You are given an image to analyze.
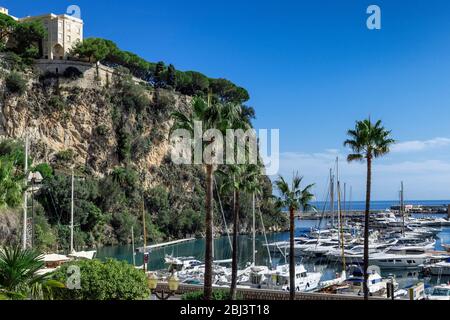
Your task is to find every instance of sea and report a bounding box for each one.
[97,200,450,290]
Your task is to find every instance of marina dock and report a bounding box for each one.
[137,238,196,253]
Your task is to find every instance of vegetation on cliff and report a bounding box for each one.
[0,17,286,251]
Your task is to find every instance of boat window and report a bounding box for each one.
[395,260,402,262]
[407,260,413,264]
[432,288,450,296]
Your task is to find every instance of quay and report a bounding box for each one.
[137,238,195,253]
[153,282,387,300]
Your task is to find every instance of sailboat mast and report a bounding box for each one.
[70,169,74,253]
[336,157,346,271]
[131,226,136,266]
[22,135,28,249]
[401,181,405,236]
[252,192,256,266]
[330,169,334,227]
[142,200,147,272]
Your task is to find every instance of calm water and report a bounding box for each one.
[97,213,450,289]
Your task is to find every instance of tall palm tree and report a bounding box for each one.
[344,118,394,300]
[0,246,64,300]
[217,164,261,300]
[243,165,263,267]
[274,174,314,300]
[171,95,227,300]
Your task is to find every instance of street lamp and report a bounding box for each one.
[27,171,43,247]
[148,272,180,300]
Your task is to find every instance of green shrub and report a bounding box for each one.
[5,72,26,95]
[48,95,66,111]
[182,289,242,300]
[55,149,74,163]
[33,163,53,180]
[52,259,150,300]
[96,124,109,136]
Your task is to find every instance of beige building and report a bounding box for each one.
[1,6,83,60]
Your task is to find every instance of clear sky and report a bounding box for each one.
[3,0,450,201]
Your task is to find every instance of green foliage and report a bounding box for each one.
[54,149,74,163]
[0,158,22,208]
[0,246,64,300]
[120,81,149,113]
[52,259,150,300]
[36,173,106,249]
[33,163,53,180]
[71,37,248,103]
[0,52,27,71]
[167,64,176,89]
[344,118,395,162]
[182,289,242,300]
[0,13,17,48]
[117,128,132,163]
[0,139,29,169]
[71,38,114,62]
[33,209,57,251]
[153,61,165,88]
[48,95,66,111]
[12,20,46,59]
[95,124,109,136]
[5,71,26,95]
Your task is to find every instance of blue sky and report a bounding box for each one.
[3,0,450,200]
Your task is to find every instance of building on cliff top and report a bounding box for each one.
[1,6,83,60]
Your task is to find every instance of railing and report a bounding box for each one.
[154,282,387,300]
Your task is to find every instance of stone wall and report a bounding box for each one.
[34,59,145,88]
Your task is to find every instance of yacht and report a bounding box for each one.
[262,264,322,292]
[426,284,450,300]
[237,265,271,289]
[426,258,450,276]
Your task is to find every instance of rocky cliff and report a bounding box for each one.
[0,69,194,189]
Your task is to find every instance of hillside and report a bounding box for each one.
[0,56,286,250]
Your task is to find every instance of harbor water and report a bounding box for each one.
[97,213,450,290]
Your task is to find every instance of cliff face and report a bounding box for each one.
[0,72,191,189]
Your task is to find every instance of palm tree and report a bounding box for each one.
[274,174,315,300]
[171,95,226,300]
[217,164,261,299]
[344,118,394,300]
[0,246,64,300]
[243,165,263,267]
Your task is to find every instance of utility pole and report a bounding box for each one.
[22,135,28,249]
[70,168,75,253]
[142,200,147,272]
[131,226,136,266]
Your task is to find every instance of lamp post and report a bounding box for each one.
[27,171,43,248]
[148,272,180,300]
